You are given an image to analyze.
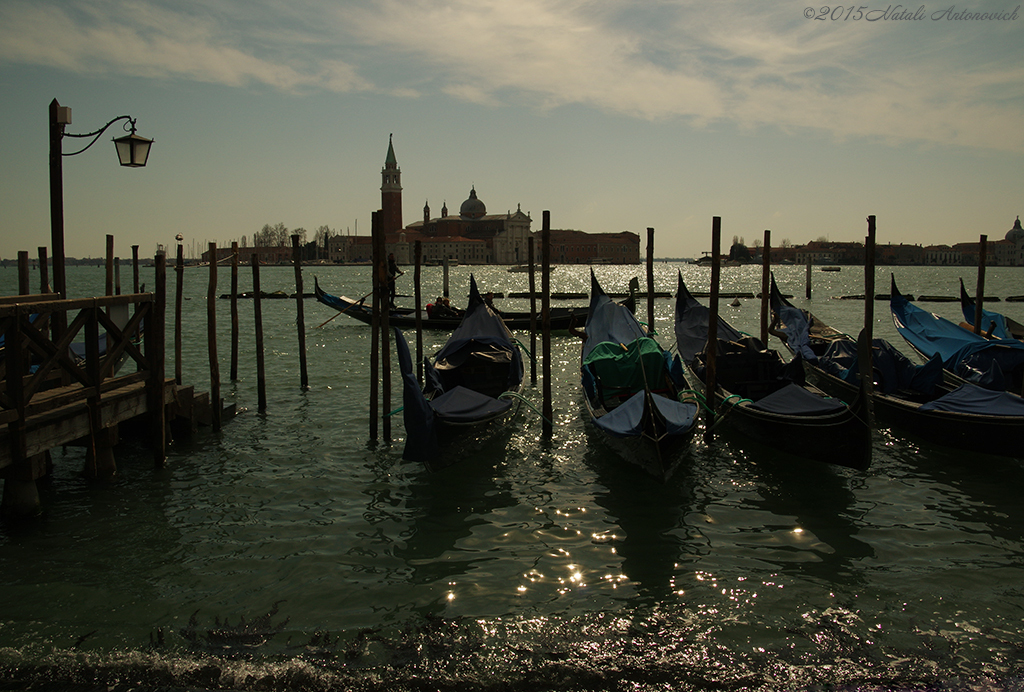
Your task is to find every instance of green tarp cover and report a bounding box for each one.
[583,337,666,395]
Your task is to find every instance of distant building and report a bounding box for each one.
[876,243,924,265]
[327,137,642,265]
[924,244,961,265]
[549,229,640,264]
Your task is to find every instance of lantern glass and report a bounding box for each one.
[113,133,153,168]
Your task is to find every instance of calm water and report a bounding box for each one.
[2,261,1024,691]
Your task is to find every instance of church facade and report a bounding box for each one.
[328,137,641,265]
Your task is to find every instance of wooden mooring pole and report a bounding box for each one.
[175,243,184,385]
[528,237,537,385]
[377,224,391,443]
[38,247,49,294]
[251,253,268,412]
[292,234,309,391]
[646,228,655,331]
[208,242,221,432]
[106,234,115,296]
[230,241,239,382]
[414,240,423,383]
[132,245,140,293]
[860,216,877,431]
[17,252,29,295]
[542,212,553,439]
[760,230,771,345]
[369,211,381,442]
[149,251,167,467]
[704,217,722,443]
[805,255,812,299]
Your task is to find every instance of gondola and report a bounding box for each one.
[394,275,525,469]
[579,272,698,480]
[314,277,587,331]
[959,278,1024,341]
[772,276,1024,459]
[675,273,870,471]
[890,275,1024,393]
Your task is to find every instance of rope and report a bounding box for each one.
[498,390,552,426]
[513,338,535,362]
[678,389,716,416]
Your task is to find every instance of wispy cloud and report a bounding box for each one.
[2,0,1022,151]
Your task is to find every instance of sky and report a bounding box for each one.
[1,0,1022,262]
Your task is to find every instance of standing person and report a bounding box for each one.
[387,253,404,309]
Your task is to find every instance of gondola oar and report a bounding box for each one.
[313,288,373,329]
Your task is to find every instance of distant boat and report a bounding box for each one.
[507,264,556,273]
[313,277,588,331]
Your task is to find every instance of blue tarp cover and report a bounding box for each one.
[919,384,1024,416]
[747,383,846,416]
[819,338,944,395]
[591,390,696,438]
[891,280,1024,390]
[582,276,649,361]
[431,386,514,422]
[674,276,744,363]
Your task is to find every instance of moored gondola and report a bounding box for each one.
[891,275,1024,393]
[579,271,698,479]
[772,276,1024,459]
[675,272,870,471]
[395,275,525,469]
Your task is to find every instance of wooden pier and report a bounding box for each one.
[1,254,228,517]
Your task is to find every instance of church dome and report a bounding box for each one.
[1007,216,1024,244]
[459,187,487,220]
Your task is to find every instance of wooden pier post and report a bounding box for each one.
[443,256,450,298]
[175,243,184,385]
[251,253,268,412]
[292,234,309,390]
[805,255,812,300]
[528,238,537,385]
[705,217,722,443]
[646,228,655,331]
[207,242,221,432]
[230,241,239,382]
[760,230,771,345]
[414,240,423,383]
[974,234,988,336]
[1,301,46,514]
[38,247,49,294]
[84,299,117,480]
[542,211,553,439]
[149,251,167,467]
[377,225,391,443]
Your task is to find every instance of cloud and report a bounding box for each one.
[2,0,1022,152]
[0,0,371,92]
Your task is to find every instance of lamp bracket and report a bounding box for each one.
[62,115,136,157]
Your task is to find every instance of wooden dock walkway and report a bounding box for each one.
[1,255,228,517]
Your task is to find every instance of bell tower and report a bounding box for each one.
[381,134,403,235]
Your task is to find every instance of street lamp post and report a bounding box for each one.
[48,97,153,307]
